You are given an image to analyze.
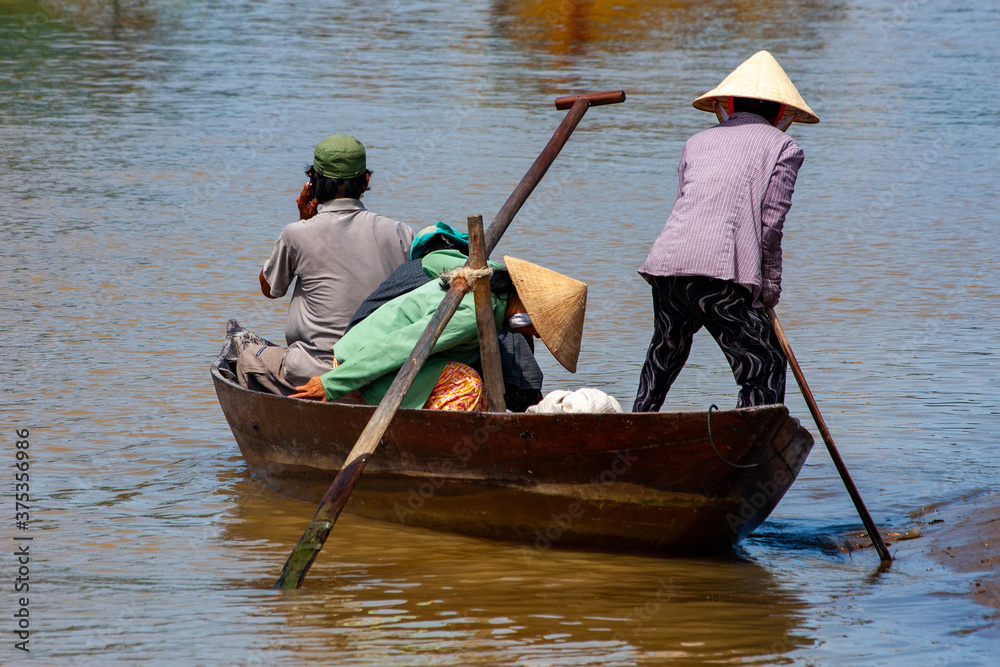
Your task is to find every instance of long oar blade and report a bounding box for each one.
[274,284,469,589]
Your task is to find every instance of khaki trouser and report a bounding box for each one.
[237,346,486,410]
[236,345,299,396]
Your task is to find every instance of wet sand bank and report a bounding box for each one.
[918,491,1000,613]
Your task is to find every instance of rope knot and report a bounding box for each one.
[440,265,493,289]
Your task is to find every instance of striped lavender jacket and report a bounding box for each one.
[638,112,804,307]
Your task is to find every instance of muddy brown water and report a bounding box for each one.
[2,0,999,663]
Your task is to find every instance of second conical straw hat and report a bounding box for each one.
[504,255,587,373]
[692,50,819,124]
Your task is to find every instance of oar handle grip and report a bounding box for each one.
[554,90,626,110]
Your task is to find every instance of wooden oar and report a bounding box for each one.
[273,90,627,589]
[273,278,472,589]
[485,90,625,254]
[766,308,893,563]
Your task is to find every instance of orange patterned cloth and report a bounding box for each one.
[330,358,487,411]
[423,361,488,411]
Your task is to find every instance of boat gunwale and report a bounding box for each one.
[210,361,790,427]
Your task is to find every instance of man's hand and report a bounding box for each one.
[296,181,319,220]
[291,376,326,401]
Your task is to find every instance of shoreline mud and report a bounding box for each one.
[917,490,1000,614]
[835,490,999,615]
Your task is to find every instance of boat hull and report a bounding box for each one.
[213,360,813,553]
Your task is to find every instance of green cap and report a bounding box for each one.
[313,134,367,179]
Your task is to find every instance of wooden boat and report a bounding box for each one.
[212,329,814,553]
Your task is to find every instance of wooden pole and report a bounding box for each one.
[274,281,470,589]
[467,215,506,412]
[767,308,893,563]
[274,90,627,588]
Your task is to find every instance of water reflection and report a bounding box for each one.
[0,0,181,31]
[221,473,811,663]
[489,0,846,57]
[3,0,1000,661]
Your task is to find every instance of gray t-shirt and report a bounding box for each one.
[262,198,415,385]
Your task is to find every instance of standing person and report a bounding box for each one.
[633,51,818,412]
[238,134,416,395]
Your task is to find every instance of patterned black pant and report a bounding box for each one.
[633,276,786,412]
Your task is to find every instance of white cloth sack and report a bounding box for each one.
[525,388,623,414]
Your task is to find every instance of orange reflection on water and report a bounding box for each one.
[491,0,842,57]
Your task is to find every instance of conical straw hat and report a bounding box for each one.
[504,255,587,373]
[692,51,819,124]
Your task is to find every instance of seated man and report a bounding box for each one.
[291,249,587,411]
[237,134,416,395]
